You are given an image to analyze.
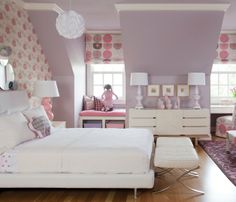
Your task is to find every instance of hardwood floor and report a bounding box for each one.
[0,145,235,202]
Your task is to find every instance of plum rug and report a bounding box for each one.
[199,140,236,186]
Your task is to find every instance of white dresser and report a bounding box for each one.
[129,108,210,140]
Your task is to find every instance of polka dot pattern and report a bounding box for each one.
[0,0,52,97]
[85,33,123,64]
[216,33,236,62]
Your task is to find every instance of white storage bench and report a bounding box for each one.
[154,137,204,194]
[79,109,126,128]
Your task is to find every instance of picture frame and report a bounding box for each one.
[177,85,189,97]
[147,85,160,96]
[162,85,175,96]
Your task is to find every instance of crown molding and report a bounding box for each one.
[115,3,230,12]
[14,0,63,14]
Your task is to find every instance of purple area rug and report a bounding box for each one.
[199,140,236,186]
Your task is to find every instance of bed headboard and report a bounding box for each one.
[0,90,30,112]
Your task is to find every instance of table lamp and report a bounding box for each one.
[130,72,148,109]
[188,72,205,109]
[33,80,59,120]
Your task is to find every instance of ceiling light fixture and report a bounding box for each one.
[55,0,85,39]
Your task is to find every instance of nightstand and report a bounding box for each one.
[51,121,66,128]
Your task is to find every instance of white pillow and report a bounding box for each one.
[0,112,35,154]
[23,106,51,125]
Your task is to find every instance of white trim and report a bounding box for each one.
[86,30,121,34]
[14,0,63,14]
[221,30,236,34]
[115,3,230,12]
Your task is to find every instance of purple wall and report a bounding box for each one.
[120,10,224,109]
[28,11,85,127]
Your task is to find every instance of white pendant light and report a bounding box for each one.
[56,10,85,39]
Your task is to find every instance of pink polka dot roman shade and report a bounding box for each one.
[216,33,236,63]
[85,33,124,64]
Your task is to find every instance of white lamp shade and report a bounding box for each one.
[188,72,206,86]
[33,80,59,98]
[130,72,148,86]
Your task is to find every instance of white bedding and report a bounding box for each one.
[1,128,153,174]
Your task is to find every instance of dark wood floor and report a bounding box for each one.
[0,143,236,202]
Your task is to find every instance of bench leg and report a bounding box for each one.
[153,166,204,194]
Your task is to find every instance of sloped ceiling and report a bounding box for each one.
[120,10,225,75]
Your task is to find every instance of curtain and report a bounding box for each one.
[85,33,124,64]
[216,33,236,63]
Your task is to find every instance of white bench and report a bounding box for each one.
[154,137,204,194]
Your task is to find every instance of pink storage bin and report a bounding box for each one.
[106,122,125,128]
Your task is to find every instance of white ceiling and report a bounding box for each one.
[23,0,236,31]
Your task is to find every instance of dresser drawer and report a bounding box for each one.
[182,118,209,126]
[183,109,209,118]
[129,118,156,127]
[129,109,156,118]
[182,126,209,135]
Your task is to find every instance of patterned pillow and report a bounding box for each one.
[83,96,95,110]
[28,116,51,138]
[94,97,104,111]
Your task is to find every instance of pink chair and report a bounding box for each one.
[215,104,236,138]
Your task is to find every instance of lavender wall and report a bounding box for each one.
[120,10,224,110]
[28,11,85,127]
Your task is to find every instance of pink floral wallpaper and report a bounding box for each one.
[0,0,52,97]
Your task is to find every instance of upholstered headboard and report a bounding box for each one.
[0,90,30,112]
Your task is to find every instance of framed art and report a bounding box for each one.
[162,85,175,96]
[177,85,189,97]
[148,85,160,96]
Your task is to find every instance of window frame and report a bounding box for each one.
[86,64,126,104]
[211,63,236,106]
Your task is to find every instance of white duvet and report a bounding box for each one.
[1,128,153,174]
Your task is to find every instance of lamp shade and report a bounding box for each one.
[130,72,148,86]
[188,72,206,86]
[33,80,59,98]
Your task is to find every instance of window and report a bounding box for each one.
[211,63,236,105]
[87,64,125,103]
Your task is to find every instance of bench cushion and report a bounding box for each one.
[156,137,193,147]
[154,147,199,168]
[79,109,126,117]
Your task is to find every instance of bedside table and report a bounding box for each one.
[51,121,66,128]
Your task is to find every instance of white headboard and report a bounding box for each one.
[0,90,30,112]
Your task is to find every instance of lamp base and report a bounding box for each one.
[41,97,54,121]
[135,105,144,110]
[192,85,201,110]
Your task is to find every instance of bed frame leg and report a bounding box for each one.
[134,188,137,199]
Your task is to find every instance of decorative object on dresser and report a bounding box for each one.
[33,80,60,121]
[130,72,148,109]
[188,72,206,109]
[129,108,210,144]
[147,85,160,96]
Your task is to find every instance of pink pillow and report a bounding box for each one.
[94,97,104,111]
[28,116,51,138]
[83,96,95,110]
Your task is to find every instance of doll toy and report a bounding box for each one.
[101,84,118,111]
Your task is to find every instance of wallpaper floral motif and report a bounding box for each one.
[0,0,52,97]
[216,33,236,62]
[85,33,123,64]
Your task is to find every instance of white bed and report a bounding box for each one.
[0,91,154,197]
